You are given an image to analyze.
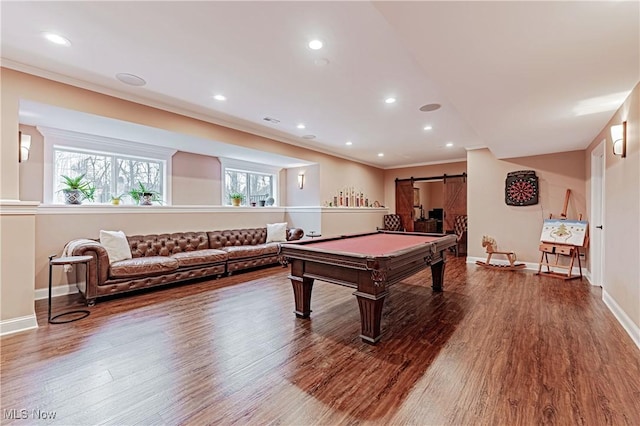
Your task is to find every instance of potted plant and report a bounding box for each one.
[229,192,244,206]
[60,174,95,205]
[110,194,125,205]
[128,182,162,205]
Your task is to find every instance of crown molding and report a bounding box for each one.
[383,156,468,170]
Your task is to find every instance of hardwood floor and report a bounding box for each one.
[1,258,639,425]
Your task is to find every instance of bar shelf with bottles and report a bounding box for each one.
[326,186,378,208]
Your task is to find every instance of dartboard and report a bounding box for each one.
[505,171,538,206]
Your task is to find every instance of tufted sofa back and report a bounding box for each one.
[128,232,209,258]
[208,228,267,249]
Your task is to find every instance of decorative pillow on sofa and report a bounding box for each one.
[100,230,132,263]
[266,222,288,243]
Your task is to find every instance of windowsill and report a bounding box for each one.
[34,205,389,214]
[36,204,286,214]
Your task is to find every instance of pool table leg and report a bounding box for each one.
[354,290,388,344]
[431,260,445,291]
[290,276,314,318]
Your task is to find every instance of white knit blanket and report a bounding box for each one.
[61,239,95,271]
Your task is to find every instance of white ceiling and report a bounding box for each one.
[2,1,638,169]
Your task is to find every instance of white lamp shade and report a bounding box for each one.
[20,133,31,162]
[610,122,626,157]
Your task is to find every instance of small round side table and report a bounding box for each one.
[48,255,91,324]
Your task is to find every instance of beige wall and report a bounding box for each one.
[384,161,467,212]
[1,68,20,200]
[0,208,38,326]
[467,148,586,263]
[285,207,389,240]
[19,125,44,202]
[172,152,221,205]
[320,160,385,208]
[286,164,321,206]
[585,83,639,332]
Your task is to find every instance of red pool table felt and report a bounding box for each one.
[302,233,441,256]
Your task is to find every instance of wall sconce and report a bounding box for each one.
[297,173,305,189]
[611,121,626,158]
[19,131,31,163]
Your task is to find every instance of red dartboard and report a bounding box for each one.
[505,170,538,206]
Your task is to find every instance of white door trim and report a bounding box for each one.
[589,140,605,287]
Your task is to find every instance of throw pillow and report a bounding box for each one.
[100,230,132,263]
[266,222,288,243]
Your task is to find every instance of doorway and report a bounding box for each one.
[395,173,467,241]
[590,141,605,287]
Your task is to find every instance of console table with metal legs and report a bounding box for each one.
[48,255,92,324]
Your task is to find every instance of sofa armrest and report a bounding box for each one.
[66,239,110,297]
[287,228,304,241]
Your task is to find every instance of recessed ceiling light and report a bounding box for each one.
[302,135,316,140]
[213,94,226,101]
[423,125,433,131]
[297,123,306,129]
[385,97,396,104]
[378,153,384,157]
[419,103,441,112]
[42,32,71,46]
[308,39,323,50]
[345,141,353,146]
[115,73,146,86]
[446,142,454,147]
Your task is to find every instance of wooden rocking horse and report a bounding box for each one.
[475,236,526,270]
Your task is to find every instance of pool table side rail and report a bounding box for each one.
[278,233,457,288]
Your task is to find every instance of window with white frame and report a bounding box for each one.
[53,147,164,204]
[220,158,280,206]
[40,127,175,205]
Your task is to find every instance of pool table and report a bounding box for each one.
[278,230,457,344]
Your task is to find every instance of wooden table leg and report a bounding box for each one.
[290,276,314,318]
[354,290,388,344]
[431,260,445,291]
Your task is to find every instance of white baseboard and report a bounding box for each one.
[603,290,640,350]
[467,256,589,278]
[1,286,78,337]
[34,284,78,301]
[0,314,38,336]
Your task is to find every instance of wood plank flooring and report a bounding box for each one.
[1,258,639,425]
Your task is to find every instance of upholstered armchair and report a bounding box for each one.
[379,214,405,232]
[452,214,468,256]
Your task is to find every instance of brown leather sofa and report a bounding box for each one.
[66,227,304,305]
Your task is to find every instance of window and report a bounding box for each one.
[220,158,280,206]
[53,147,163,204]
[40,127,176,205]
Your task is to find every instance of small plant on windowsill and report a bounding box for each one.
[60,174,95,205]
[110,194,126,205]
[128,182,162,206]
[229,192,244,207]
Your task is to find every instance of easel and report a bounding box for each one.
[536,189,585,280]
